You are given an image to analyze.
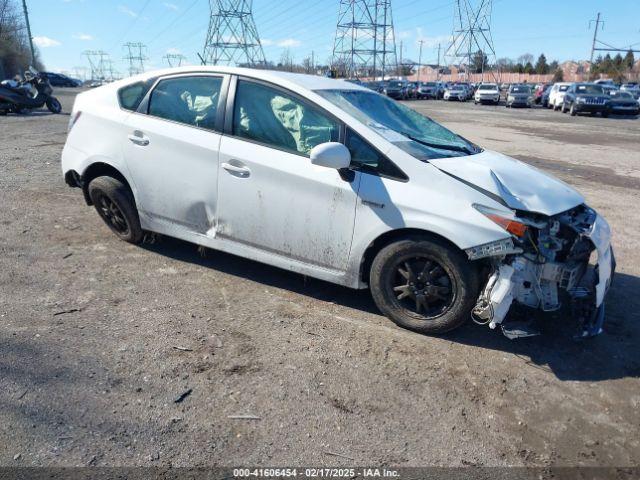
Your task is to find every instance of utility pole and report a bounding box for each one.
[311,50,315,73]
[417,40,424,82]
[437,43,441,80]
[21,0,35,65]
[399,40,403,77]
[589,12,603,67]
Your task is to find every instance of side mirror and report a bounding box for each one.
[310,142,351,170]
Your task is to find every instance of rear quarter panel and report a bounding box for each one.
[61,86,134,188]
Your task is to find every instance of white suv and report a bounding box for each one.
[548,82,572,110]
[62,67,614,339]
[474,83,500,105]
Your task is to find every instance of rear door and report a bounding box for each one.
[215,77,360,271]
[123,73,228,236]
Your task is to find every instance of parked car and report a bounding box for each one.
[364,81,385,93]
[61,66,614,339]
[406,82,419,99]
[458,82,473,100]
[383,80,408,100]
[506,84,533,108]
[416,81,439,99]
[534,83,552,104]
[474,83,500,105]
[42,72,81,87]
[541,86,552,108]
[607,90,639,116]
[620,83,640,99]
[561,83,610,117]
[444,84,467,101]
[548,82,572,110]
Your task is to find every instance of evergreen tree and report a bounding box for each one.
[535,54,549,74]
[624,50,635,70]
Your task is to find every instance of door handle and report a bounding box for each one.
[222,162,251,177]
[128,132,149,146]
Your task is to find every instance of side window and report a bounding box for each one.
[118,81,151,111]
[148,76,223,131]
[233,80,339,156]
[345,129,407,181]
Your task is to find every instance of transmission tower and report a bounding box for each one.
[123,42,148,77]
[164,53,188,67]
[83,50,110,81]
[202,0,266,67]
[445,0,498,81]
[332,0,398,79]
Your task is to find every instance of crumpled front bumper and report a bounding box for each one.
[469,213,615,339]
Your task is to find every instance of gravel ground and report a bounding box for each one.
[1,89,639,469]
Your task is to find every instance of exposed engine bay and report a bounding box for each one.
[467,204,615,339]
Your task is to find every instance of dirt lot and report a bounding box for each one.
[1,89,639,469]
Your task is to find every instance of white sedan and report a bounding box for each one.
[62,67,614,339]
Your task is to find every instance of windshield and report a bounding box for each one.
[478,84,497,90]
[510,86,530,93]
[612,91,633,99]
[575,84,604,95]
[559,85,569,92]
[388,82,404,88]
[316,89,480,160]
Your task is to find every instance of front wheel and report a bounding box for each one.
[570,103,577,116]
[369,238,479,334]
[46,97,62,114]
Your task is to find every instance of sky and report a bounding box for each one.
[26,0,640,77]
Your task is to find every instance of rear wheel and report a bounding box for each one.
[88,176,143,244]
[369,238,479,334]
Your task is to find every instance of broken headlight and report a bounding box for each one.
[473,204,529,238]
[466,238,523,260]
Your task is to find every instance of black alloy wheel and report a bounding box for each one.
[390,256,454,318]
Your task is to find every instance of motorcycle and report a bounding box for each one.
[0,67,62,115]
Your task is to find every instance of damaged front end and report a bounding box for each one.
[467,204,615,340]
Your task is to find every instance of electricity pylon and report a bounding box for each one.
[164,53,187,67]
[445,0,498,81]
[123,42,148,77]
[332,0,398,79]
[83,50,110,81]
[202,0,266,67]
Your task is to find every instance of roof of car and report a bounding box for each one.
[118,66,367,92]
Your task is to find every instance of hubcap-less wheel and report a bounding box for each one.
[96,194,130,235]
[389,256,454,319]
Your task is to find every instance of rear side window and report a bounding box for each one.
[148,76,223,131]
[118,82,151,111]
[346,129,407,181]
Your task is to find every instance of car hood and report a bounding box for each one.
[429,150,584,216]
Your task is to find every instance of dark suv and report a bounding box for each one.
[561,83,611,117]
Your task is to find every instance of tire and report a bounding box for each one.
[601,110,609,118]
[46,97,62,114]
[570,103,577,116]
[88,176,143,244]
[561,102,567,113]
[369,237,479,335]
